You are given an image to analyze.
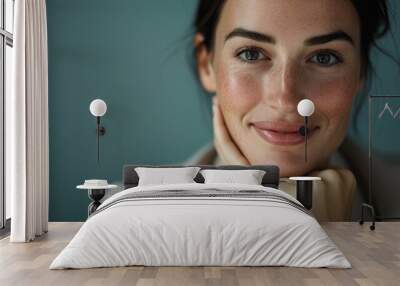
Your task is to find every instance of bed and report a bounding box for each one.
[49,165,350,269]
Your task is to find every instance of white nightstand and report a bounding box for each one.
[289,177,322,210]
[77,180,118,216]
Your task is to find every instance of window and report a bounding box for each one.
[0,0,14,231]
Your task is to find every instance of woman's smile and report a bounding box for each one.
[250,121,320,146]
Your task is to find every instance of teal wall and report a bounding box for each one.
[47,0,400,221]
[348,0,400,145]
[346,0,400,218]
[47,0,212,221]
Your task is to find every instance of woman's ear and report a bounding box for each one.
[357,66,367,93]
[194,33,217,93]
[357,75,365,93]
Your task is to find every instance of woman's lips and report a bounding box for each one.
[251,121,320,146]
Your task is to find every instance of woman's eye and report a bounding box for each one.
[309,52,342,67]
[236,48,266,63]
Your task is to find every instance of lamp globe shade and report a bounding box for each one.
[90,99,107,117]
[297,99,315,117]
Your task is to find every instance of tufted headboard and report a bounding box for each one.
[123,164,280,189]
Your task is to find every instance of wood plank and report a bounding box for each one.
[0,222,399,286]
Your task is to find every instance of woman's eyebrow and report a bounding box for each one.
[305,30,354,46]
[224,28,275,44]
[224,28,354,46]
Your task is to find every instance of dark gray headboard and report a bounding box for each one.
[123,165,280,189]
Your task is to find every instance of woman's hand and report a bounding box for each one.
[212,97,250,165]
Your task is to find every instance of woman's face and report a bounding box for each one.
[198,0,364,177]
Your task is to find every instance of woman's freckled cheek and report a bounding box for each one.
[310,78,356,122]
[217,68,262,115]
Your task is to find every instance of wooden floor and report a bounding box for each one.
[0,222,399,286]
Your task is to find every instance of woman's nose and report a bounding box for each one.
[263,61,304,114]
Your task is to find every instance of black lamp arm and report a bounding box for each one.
[305,116,308,163]
[95,116,106,163]
[96,116,106,136]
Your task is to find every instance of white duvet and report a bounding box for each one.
[50,183,351,269]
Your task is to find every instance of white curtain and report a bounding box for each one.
[7,0,49,242]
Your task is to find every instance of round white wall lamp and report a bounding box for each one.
[89,99,107,162]
[297,99,315,163]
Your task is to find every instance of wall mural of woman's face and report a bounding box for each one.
[197,0,364,177]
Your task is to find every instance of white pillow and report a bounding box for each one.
[200,169,266,185]
[135,167,201,186]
